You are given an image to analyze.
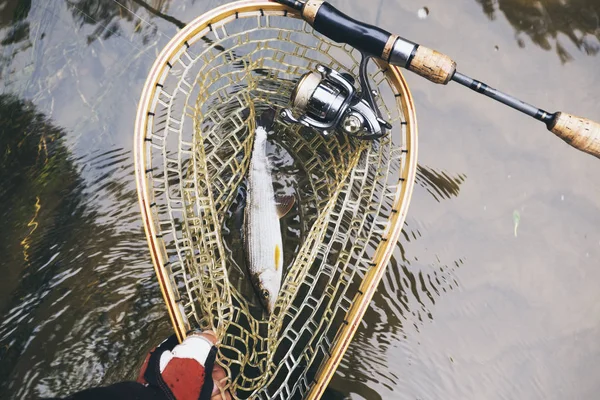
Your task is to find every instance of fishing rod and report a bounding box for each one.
[276,0,600,159]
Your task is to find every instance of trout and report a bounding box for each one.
[244,109,294,314]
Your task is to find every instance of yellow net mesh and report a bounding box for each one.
[136,3,416,399]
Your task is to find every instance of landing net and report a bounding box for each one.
[134,2,417,399]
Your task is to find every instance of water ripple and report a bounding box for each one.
[0,94,168,398]
[330,165,467,398]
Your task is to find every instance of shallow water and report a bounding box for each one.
[0,0,599,399]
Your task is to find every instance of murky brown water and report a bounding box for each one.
[0,0,599,399]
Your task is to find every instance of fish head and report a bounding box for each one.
[255,270,280,314]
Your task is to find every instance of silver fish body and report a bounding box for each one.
[244,112,283,313]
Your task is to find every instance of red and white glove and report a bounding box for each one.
[138,331,230,400]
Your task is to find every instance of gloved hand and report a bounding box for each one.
[138,331,231,400]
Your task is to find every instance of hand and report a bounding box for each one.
[138,331,231,400]
[181,332,231,400]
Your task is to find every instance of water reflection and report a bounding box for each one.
[0,0,32,70]
[0,94,72,309]
[0,0,30,42]
[0,0,191,397]
[1,0,595,398]
[0,0,182,58]
[329,166,467,398]
[65,0,184,43]
[416,165,466,203]
[0,95,168,398]
[475,0,600,62]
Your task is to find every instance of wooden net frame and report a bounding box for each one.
[133,1,418,398]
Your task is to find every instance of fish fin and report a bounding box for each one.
[276,195,295,218]
[257,107,277,131]
[274,245,281,271]
[233,184,246,233]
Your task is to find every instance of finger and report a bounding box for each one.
[211,387,232,400]
[188,330,218,345]
[212,364,232,400]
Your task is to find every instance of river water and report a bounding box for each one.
[0,0,599,399]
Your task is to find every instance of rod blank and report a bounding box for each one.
[451,72,554,123]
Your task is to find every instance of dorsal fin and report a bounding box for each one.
[276,195,295,218]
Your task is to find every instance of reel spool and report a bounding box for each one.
[134,1,418,399]
[282,63,392,139]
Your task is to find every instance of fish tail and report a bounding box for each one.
[257,107,277,131]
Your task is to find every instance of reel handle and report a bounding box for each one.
[548,113,600,159]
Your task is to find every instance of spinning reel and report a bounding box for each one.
[282,56,392,140]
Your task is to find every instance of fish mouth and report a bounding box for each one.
[259,296,272,314]
[250,273,276,314]
[257,287,276,314]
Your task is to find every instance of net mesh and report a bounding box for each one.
[138,5,414,399]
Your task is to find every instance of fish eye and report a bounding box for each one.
[261,289,270,299]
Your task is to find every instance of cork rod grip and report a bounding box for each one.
[408,46,457,85]
[549,113,600,159]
